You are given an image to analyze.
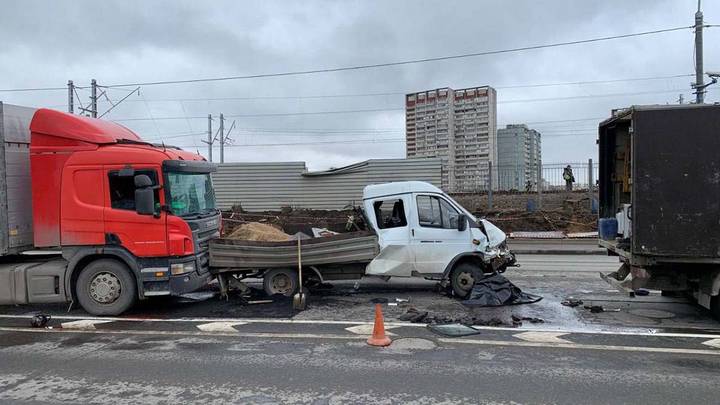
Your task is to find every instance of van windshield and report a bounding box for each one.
[166,172,217,217]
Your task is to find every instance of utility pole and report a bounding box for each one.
[219,113,225,163]
[90,79,98,117]
[67,80,74,114]
[694,0,705,104]
[207,114,213,162]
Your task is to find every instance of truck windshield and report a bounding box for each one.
[166,172,217,217]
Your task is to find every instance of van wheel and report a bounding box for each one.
[711,295,720,321]
[451,263,477,299]
[76,259,137,316]
[263,268,298,297]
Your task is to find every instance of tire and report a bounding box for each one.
[263,268,299,297]
[450,263,478,299]
[711,295,720,321]
[75,259,137,316]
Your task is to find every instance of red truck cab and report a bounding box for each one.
[24,108,220,315]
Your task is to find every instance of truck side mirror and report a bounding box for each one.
[457,214,467,232]
[134,174,155,215]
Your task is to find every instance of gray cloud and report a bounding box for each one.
[1,0,718,169]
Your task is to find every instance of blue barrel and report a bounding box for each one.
[598,218,618,240]
[526,198,537,212]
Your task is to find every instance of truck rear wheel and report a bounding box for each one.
[451,263,477,299]
[263,268,298,297]
[76,259,137,316]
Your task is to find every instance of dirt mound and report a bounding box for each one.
[226,222,290,241]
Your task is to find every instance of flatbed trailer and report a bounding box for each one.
[210,231,379,295]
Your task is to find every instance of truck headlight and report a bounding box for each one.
[170,262,195,275]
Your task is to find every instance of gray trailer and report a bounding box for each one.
[0,102,35,255]
[597,104,720,318]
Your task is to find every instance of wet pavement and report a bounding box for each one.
[1,254,720,403]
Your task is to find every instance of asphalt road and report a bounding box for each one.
[1,254,719,404]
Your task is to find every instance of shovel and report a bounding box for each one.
[293,238,307,310]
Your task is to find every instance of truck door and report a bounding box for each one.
[103,166,167,257]
[411,194,474,275]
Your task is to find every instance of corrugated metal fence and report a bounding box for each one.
[212,158,443,211]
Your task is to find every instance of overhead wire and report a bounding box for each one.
[100,25,693,88]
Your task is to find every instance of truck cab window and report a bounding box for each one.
[108,170,159,211]
[373,199,407,229]
[417,195,459,229]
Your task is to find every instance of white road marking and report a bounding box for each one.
[702,338,720,349]
[513,331,571,344]
[0,326,363,340]
[0,314,718,339]
[196,321,247,333]
[60,320,113,330]
[438,338,720,356]
[345,324,398,336]
[1,326,718,357]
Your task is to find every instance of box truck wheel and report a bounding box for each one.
[451,263,477,299]
[263,268,298,297]
[76,259,137,316]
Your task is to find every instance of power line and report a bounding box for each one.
[103,26,693,88]
[93,73,695,104]
[111,85,697,122]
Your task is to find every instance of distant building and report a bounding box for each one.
[496,124,542,191]
[405,86,497,192]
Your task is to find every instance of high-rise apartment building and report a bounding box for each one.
[405,86,497,192]
[496,124,542,191]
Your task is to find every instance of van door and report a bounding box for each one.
[364,196,414,276]
[410,194,474,275]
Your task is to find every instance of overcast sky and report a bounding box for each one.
[1,0,718,169]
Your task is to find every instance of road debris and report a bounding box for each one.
[426,323,483,337]
[30,314,51,328]
[561,298,584,307]
[511,314,545,324]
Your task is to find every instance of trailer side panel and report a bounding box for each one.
[632,106,720,257]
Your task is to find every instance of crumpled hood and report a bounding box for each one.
[480,219,507,247]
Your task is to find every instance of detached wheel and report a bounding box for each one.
[76,259,137,316]
[451,263,477,299]
[263,268,298,297]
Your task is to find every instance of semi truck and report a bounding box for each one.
[597,104,720,319]
[0,103,221,315]
[211,181,516,299]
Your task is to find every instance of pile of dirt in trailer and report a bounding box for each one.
[477,209,596,233]
[221,208,361,237]
[225,222,290,241]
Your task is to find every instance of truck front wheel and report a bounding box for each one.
[451,263,478,299]
[76,259,137,316]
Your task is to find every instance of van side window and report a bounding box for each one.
[108,169,159,211]
[373,199,408,229]
[417,195,460,229]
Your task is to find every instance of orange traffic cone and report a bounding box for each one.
[367,303,392,347]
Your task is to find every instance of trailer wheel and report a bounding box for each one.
[263,268,298,297]
[76,259,137,316]
[450,263,477,299]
